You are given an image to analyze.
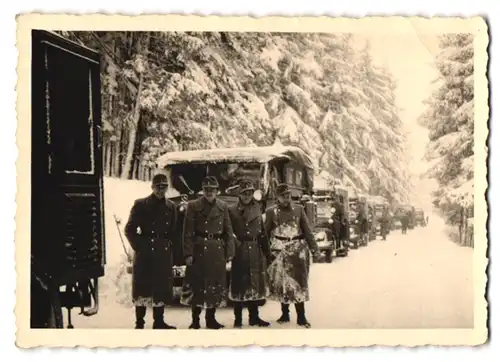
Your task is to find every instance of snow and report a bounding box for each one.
[69,178,474,329]
[156,144,314,169]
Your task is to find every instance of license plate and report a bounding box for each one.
[173,267,185,278]
[173,286,182,297]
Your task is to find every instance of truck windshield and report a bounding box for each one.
[168,162,262,195]
[316,200,332,218]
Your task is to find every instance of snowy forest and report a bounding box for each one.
[418,34,474,247]
[59,31,413,205]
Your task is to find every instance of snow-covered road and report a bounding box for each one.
[70,178,474,329]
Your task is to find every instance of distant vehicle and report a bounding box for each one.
[153,144,317,302]
[370,196,389,237]
[415,208,426,227]
[311,184,350,262]
[348,194,369,248]
[31,31,106,328]
[393,204,416,230]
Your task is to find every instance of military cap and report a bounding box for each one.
[239,179,255,193]
[202,176,219,188]
[152,173,168,186]
[276,183,291,196]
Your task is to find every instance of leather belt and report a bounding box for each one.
[195,232,224,239]
[274,234,304,241]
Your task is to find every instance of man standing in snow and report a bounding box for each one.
[264,184,320,328]
[401,211,410,234]
[356,201,369,244]
[330,189,346,243]
[380,206,391,240]
[180,176,235,329]
[228,179,271,328]
[124,173,179,329]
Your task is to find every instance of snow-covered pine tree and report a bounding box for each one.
[66,31,413,204]
[356,42,412,204]
[418,34,474,245]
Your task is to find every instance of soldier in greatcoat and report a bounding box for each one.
[228,179,271,328]
[264,183,320,328]
[356,201,369,243]
[330,190,346,243]
[180,176,235,329]
[124,174,179,329]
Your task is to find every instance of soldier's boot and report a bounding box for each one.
[248,301,270,327]
[233,303,243,328]
[295,302,311,328]
[152,306,176,329]
[276,303,290,324]
[135,306,146,329]
[188,306,202,329]
[205,308,225,329]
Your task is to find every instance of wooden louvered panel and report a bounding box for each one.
[62,193,102,272]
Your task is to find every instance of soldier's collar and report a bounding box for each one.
[238,200,253,209]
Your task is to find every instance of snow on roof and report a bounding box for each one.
[156,144,315,170]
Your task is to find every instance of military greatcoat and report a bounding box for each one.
[228,200,270,302]
[124,194,178,307]
[264,203,318,304]
[180,197,235,308]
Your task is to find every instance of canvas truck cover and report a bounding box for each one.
[156,145,315,192]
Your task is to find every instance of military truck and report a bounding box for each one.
[31,31,106,328]
[153,144,317,301]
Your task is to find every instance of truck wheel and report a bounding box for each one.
[325,249,334,263]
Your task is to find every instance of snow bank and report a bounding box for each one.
[100,177,153,307]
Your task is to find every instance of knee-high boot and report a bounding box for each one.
[135,306,146,329]
[206,308,224,329]
[248,301,270,327]
[277,303,290,324]
[233,302,243,328]
[153,306,176,329]
[295,302,311,328]
[189,306,202,329]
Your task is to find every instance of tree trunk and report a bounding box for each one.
[104,142,112,176]
[120,72,144,179]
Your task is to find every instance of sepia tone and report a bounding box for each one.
[15,14,488,348]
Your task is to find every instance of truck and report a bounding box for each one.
[30,30,106,328]
[152,144,318,302]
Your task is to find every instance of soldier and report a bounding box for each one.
[228,179,271,328]
[330,190,346,244]
[380,206,391,240]
[401,211,410,234]
[264,183,320,328]
[181,176,235,329]
[124,173,179,329]
[355,201,368,243]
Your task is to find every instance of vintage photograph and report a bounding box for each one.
[16,15,488,347]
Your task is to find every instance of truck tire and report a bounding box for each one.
[325,249,334,263]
